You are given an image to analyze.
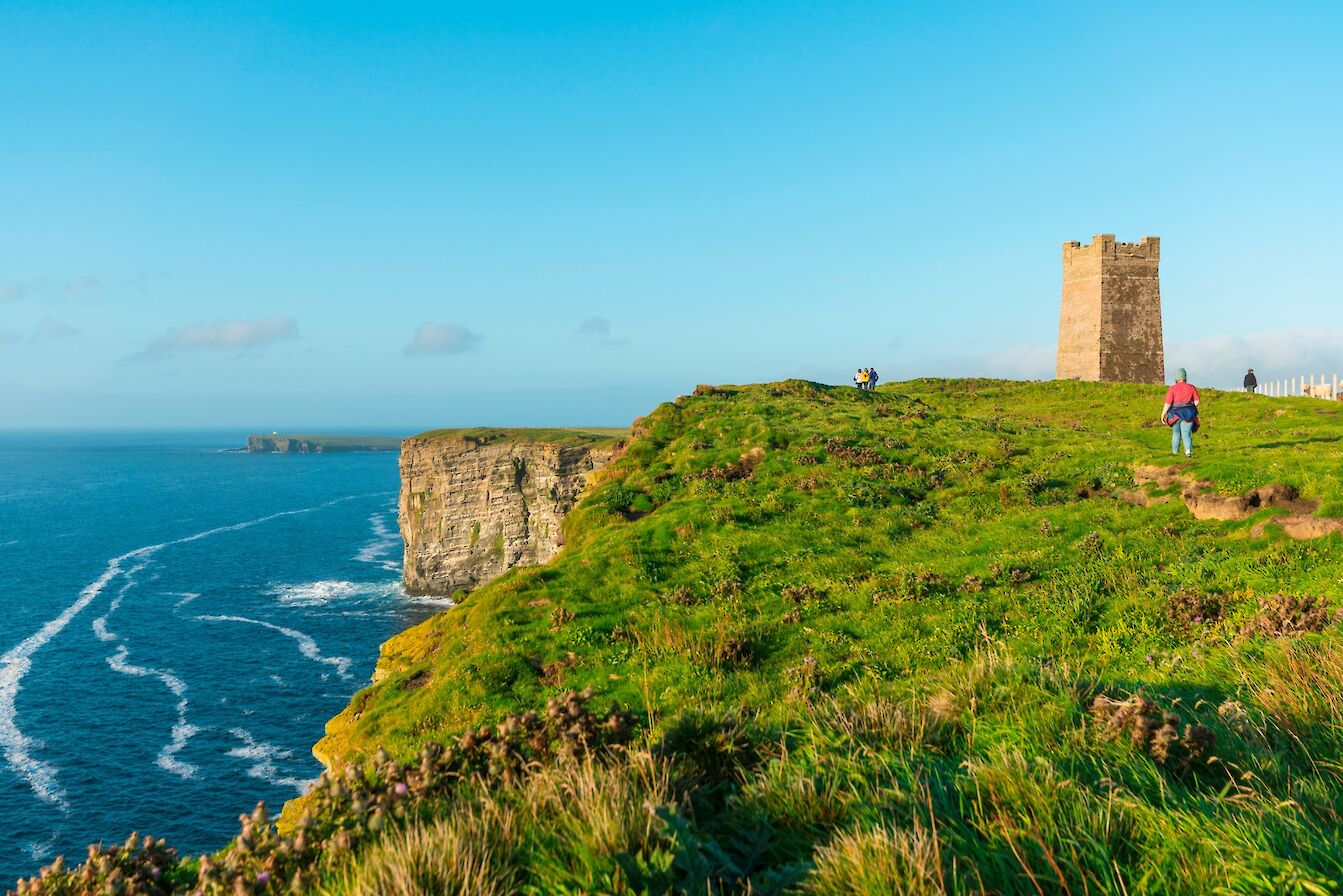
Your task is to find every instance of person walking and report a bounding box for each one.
[867,368,879,391]
[1243,368,1257,393]
[854,368,867,390]
[1162,368,1200,458]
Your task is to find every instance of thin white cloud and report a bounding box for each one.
[60,275,103,299]
[135,316,299,360]
[404,322,481,356]
[577,316,629,348]
[0,319,80,349]
[1168,328,1343,389]
[978,345,1055,380]
[902,328,1343,389]
[0,274,143,303]
[31,318,79,341]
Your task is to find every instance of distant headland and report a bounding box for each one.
[244,434,403,453]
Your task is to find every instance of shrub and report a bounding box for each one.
[1090,694,1215,775]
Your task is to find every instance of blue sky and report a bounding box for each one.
[2,1,1341,429]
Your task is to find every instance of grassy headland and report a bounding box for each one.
[411,426,628,446]
[19,379,1343,895]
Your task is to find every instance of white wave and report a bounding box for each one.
[402,594,457,608]
[227,728,315,795]
[269,580,365,607]
[269,578,407,608]
[105,647,198,778]
[90,559,149,643]
[353,511,402,572]
[171,592,201,609]
[24,835,57,864]
[0,494,369,807]
[196,615,352,679]
[0,548,152,808]
[156,707,201,780]
[0,540,19,548]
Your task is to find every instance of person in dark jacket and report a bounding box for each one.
[1244,368,1257,393]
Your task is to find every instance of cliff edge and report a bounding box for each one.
[399,428,622,596]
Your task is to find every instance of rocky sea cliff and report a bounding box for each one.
[398,429,620,596]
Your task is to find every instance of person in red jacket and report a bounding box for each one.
[1161,367,1200,458]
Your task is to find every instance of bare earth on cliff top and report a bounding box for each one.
[21,379,1343,895]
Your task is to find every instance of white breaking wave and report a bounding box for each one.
[0,495,367,807]
[402,594,457,608]
[196,615,353,680]
[104,647,199,779]
[269,580,365,607]
[269,578,406,608]
[227,727,315,795]
[353,511,401,572]
[24,835,57,864]
[158,713,201,780]
[91,559,149,643]
[171,592,201,609]
[0,547,153,808]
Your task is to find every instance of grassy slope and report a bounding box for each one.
[412,426,628,445]
[317,379,1343,765]
[243,379,1343,894]
[24,379,1343,895]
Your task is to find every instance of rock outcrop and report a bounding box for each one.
[246,434,402,453]
[399,431,619,595]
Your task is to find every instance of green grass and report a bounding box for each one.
[412,426,627,446]
[20,378,1343,895]
[315,379,1343,767]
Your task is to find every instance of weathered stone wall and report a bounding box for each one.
[1057,234,1164,384]
[399,435,617,596]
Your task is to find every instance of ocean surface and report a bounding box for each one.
[0,432,442,885]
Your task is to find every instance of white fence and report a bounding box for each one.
[1259,373,1340,399]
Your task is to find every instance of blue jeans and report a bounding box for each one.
[1171,420,1193,454]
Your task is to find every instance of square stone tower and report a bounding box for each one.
[1056,234,1164,383]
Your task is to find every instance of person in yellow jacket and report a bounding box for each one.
[854,368,869,390]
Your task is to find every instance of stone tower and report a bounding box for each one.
[1056,234,1164,383]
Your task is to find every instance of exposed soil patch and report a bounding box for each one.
[1128,465,1343,539]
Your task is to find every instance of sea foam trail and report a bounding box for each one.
[227,728,315,795]
[96,562,202,778]
[91,560,149,643]
[105,647,200,779]
[354,510,401,572]
[0,548,153,808]
[196,615,353,680]
[0,495,374,807]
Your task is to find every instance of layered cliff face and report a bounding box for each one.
[399,430,620,595]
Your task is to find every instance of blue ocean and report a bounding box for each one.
[0,433,440,885]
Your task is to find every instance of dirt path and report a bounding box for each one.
[1124,464,1343,539]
